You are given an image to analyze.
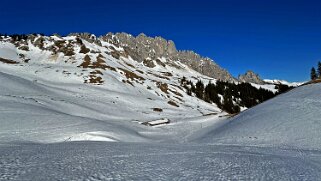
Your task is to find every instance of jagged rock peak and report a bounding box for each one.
[99,32,235,82]
[2,32,236,82]
[239,70,264,84]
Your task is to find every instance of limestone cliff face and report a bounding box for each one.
[3,32,237,82]
[100,32,236,82]
[238,71,264,84]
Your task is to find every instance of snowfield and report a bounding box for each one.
[1,142,321,181]
[0,35,320,180]
[264,79,305,87]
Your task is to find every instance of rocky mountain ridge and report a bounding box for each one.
[99,32,236,82]
[238,70,265,84]
[0,32,227,118]
[0,33,302,87]
[0,32,234,82]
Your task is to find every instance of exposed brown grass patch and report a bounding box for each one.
[53,40,75,56]
[18,46,29,51]
[156,82,169,94]
[93,54,108,69]
[110,51,120,59]
[153,108,163,112]
[86,75,104,84]
[143,59,156,68]
[303,79,321,85]
[63,48,75,56]
[85,70,104,85]
[78,54,116,72]
[78,55,91,68]
[122,79,134,86]
[48,40,75,56]
[119,68,145,81]
[161,72,173,77]
[149,72,170,80]
[90,70,103,75]
[168,100,179,107]
[124,62,135,68]
[76,37,83,45]
[136,69,144,74]
[0,57,19,64]
[54,40,66,48]
[108,46,129,59]
[79,45,90,54]
[156,59,166,67]
[34,37,45,50]
[109,46,116,51]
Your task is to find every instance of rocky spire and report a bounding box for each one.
[238,70,264,84]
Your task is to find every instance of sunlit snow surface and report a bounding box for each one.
[1,71,320,180]
[0,36,320,180]
[198,83,321,150]
[1,142,321,181]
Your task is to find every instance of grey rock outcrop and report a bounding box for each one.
[5,32,236,82]
[99,32,236,82]
[238,71,264,84]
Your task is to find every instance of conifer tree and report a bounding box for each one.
[195,80,204,99]
[318,61,321,78]
[311,67,317,80]
[190,82,196,94]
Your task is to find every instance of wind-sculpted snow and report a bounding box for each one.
[1,142,320,181]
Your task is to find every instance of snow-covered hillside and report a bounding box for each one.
[0,34,229,144]
[1,33,321,180]
[0,65,227,144]
[264,79,305,87]
[0,33,284,144]
[197,83,321,150]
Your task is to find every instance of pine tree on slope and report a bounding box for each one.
[311,67,317,80]
[318,61,321,78]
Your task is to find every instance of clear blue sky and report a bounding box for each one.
[1,0,320,81]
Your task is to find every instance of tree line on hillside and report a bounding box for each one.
[311,61,321,80]
[180,77,277,114]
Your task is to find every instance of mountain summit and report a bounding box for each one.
[239,70,264,84]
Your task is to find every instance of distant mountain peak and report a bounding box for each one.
[238,70,264,84]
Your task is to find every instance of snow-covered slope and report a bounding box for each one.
[1,34,320,180]
[1,142,321,180]
[197,83,321,150]
[0,34,228,144]
[264,79,305,87]
[0,34,284,144]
